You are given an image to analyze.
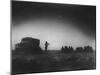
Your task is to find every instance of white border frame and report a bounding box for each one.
[0,0,99,75]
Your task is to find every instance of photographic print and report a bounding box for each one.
[11,0,96,74]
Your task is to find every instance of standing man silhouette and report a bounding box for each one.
[45,41,49,52]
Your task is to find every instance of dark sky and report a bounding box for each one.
[12,1,96,50]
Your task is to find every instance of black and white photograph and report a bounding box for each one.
[11,0,96,74]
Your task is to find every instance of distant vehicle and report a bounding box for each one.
[15,37,42,54]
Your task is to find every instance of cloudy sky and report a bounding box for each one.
[12,1,96,50]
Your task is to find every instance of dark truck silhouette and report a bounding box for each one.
[15,37,42,54]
